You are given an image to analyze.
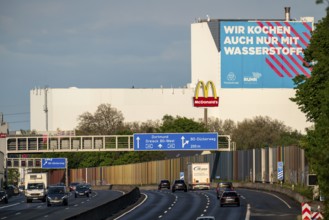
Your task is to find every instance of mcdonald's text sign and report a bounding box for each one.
[193,81,219,107]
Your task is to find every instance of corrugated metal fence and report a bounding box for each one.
[51,146,309,186]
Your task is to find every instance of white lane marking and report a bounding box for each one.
[1,217,8,219]
[113,193,148,220]
[262,191,291,209]
[15,212,21,215]
[245,203,251,220]
[243,189,292,209]
[0,203,20,209]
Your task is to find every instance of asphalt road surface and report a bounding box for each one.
[112,188,300,220]
[0,190,123,220]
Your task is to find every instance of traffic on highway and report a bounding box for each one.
[0,185,301,220]
[0,188,123,220]
[113,187,301,220]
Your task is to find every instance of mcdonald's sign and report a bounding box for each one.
[193,81,219,107]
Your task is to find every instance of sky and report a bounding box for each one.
[0,0,327,131]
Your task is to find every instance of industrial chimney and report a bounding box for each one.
[284,7,291,21]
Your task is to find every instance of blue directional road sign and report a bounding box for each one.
[133,133,218,151]
[42,158,66,169]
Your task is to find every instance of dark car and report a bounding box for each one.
[69,182,80,191]
[47,186,68,207]
[172,179,187,192]
[220,191,240,207]
[5,185,19,197]
[18,185,25,194]
[216,182,234,199]
[158,180,171,190]
[84,183,92,194]
[74,184,90,198]
[0,191,9,204]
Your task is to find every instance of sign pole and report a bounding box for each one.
[65,158,68,187]
[204,108,208,126]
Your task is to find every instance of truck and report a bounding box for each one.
[24,172,48,203]
[187,163,210,190]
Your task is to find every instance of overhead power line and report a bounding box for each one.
[3,112,30,116]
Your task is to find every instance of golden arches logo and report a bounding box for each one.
[193,80,219,107]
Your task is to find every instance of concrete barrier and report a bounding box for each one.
[66,185,141,220]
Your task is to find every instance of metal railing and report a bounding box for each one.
[5,134,231,153]
[6,135,134,153]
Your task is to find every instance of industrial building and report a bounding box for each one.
[30,8,313,133]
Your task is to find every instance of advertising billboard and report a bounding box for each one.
[220,21,312,88]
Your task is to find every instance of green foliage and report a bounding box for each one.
[159,115,208,133]
[6,169,19,186]
[206,118,236,135]
[315,0,329,13]
[231,116,302,149]
[291,12,329,218]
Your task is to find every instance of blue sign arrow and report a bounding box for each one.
[42,158,66,169]
[133,133,218,151]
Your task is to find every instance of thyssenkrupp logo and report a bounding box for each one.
[193,81,219,107]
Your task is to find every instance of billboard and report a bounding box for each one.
[220,21,312,88]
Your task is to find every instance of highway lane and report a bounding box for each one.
[114,188,300,220]
[238,188,301,220]
[0,190,123,220]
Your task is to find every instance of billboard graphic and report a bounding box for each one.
[193,80,219,107]
[220,21,312,88]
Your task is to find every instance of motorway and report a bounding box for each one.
[113,188,301,220]
[0,190,123,220]
[0,188,301,220]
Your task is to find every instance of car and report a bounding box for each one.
[0,191,8,204]
[220,191,240,207]
[216,182,234,199]
[84,183,92,194]
[69,182,80,191]
[5,185,19,196]
[46,186,68,207]
[158,180,170,190]
[74,184,90,198]
[18,185,25,193]
[172,179,187,192]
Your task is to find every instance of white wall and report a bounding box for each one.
[31,87,212,131]
[30,20,312,133]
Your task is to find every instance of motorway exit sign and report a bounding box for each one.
[42,158,66,169]
[133,133,218,151]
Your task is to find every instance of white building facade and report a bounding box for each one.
[30,10,313,133]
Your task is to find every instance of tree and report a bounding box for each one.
[291,11,329,217]
[76,104,124,135]
[231,116,301,149]
[159,115,208,133]
[206,117,236,135]
[315,0,329,13]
